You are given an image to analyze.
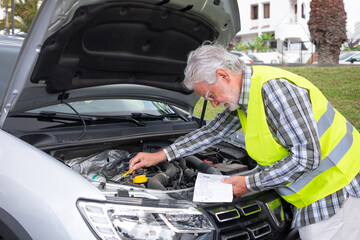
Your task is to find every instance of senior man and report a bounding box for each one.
[129,43,360,239]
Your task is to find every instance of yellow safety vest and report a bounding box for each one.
[238,66,360,208]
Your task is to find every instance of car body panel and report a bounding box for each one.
[0,129,104,239]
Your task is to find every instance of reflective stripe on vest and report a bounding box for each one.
[239,66,360,208]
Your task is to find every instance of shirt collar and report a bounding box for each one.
[238,66,252,106]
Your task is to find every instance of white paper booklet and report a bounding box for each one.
[193,172,233,203]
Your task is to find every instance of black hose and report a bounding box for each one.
[147,173,168,190]
[178,158,197,181]
[172,163,183,189]
[184,155,222,175]
[147,161,177,190]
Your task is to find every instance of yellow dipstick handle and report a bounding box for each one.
[122,169,134,178]
[133,175,148,183]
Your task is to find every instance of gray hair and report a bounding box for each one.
[183,43,246,90]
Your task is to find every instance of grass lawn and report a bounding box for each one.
[193,66,360,131]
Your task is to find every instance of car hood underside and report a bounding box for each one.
[31,1,219,94]
[1,0,239,122]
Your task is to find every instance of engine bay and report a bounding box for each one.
[61,140,257,198]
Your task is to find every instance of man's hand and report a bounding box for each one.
[221,176,250,197]
[128,151,167,171]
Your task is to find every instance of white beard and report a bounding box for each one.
[219,102,240,111]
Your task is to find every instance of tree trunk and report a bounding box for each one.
[308,0,347,64]
[4,9,10,35]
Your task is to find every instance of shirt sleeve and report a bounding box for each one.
[163,108,241,161]
[246,79,321,191]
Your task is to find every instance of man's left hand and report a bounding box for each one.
[221,176,250,197]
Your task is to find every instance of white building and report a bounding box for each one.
[235,0,360,63]
[344,1,360,40]
[235,0,313,63]
[236,0,310,43]
[350,22,360,41]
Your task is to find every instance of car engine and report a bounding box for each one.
[64,142,254,192]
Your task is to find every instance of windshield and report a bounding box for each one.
[26,99,176,116]
[339,52,356,60]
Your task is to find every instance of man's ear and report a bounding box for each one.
[215,68,230,84]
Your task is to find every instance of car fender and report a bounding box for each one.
[0,129,105,239]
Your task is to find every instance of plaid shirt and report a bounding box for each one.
[163,66,360,227]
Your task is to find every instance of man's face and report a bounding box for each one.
[194,75,241,111]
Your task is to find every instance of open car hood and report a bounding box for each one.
[0,0,240,126]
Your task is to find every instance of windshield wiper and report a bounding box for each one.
[12,111,94,121]
[13,111,146,126]
[131,112,188,122]
[94,115,145,126]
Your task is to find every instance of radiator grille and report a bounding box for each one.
[202,191,289,240]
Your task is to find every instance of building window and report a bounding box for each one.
[301,3,305,18]
[270,40,277,49]
[251,5,258,20]
[263,3,270,19]
[294,4,297,14]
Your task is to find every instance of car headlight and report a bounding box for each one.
[77,198,214,240]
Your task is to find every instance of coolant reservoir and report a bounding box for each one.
[87,173,106,183]
[133,175,148,183]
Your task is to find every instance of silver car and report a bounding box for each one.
[339,51,360,64]
[0,0,298,239]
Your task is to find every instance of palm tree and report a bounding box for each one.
[0,0,39,34]
[14,0,39,33]
[260,33,275,47]
[308,0,347,64]
[0,0,11,35]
